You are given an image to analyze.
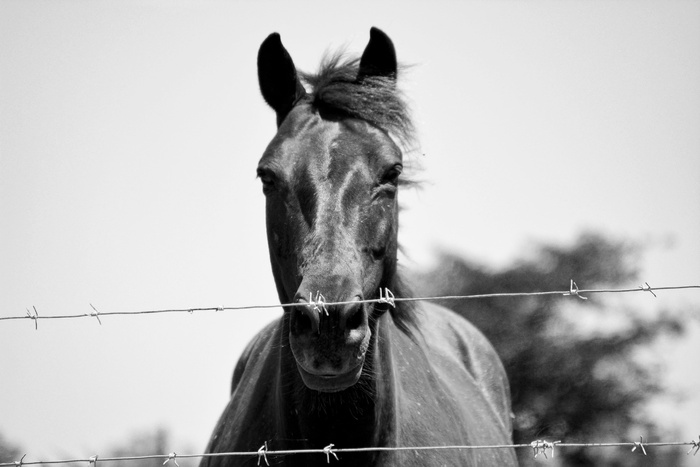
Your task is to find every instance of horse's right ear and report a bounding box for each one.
[257,33,306,126]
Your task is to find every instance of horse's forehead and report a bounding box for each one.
[262,107,396,173]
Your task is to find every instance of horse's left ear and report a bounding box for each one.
[358,27,397,81]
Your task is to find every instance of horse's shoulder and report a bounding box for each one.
[415,303,497,360]
[231,317,281,394]
[413,302,513,434]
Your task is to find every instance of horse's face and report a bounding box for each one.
[258,106,402,393]
[256,29,401,393]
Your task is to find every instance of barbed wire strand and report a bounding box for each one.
[1,283,698,325]
[2,437,699,466]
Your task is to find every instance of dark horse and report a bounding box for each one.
[201,28,518,466]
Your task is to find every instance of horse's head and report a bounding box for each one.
[256,28,408,393]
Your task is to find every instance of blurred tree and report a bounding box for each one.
[412,232,688,466]
[0,431,22,463]
[99,427,196,467]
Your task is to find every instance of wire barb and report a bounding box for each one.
[14,454,26,466]
[163,452,179,466]
[378,288,395,308]
[88,455,98,465]
[323,444,339,463]
[688,435,700,456]
[309,291,328,316]
[26,306,39,330]
[88,304,102,325]
[639,282,657,298]
[257,442,269,466]
[631,436,647,455]
[564,280,588,300]
[530,439,560,459]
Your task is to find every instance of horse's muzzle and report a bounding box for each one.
[289,292,371,392]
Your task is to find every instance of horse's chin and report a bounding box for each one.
[296,361,364,393]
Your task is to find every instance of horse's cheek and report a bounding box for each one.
[364,211,394,251]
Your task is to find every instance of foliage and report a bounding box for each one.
[98,427,196,467]
[412,232,687,466]
[0,427,196,467]
[0,432,22,464]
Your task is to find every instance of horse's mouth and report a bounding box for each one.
[296,361,364,393]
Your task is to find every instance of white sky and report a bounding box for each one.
[1,0,699,462]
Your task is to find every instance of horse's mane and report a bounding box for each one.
[387,270,418,337]
[300,53,416,151]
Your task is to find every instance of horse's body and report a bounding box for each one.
[201,28,518,466]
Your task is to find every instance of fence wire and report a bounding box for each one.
[2,282,698,465]
[2,282,699,328]
[1,437,699,466]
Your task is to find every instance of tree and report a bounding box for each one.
[412,232,689,466]
[0,431,22,464]
[99,427,196,467]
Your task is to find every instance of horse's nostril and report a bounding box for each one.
[291,306,314,335]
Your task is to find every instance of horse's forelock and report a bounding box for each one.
[300,53,416,152]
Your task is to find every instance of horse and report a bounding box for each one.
[200,27,518,466]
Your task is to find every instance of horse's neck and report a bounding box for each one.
[369,313,402,445]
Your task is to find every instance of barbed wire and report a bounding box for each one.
[1,281,698,328]
[2,285,698,465]
[1,436,698,466]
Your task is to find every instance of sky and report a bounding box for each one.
[1,0,699,463]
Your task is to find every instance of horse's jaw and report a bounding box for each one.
[295,359,365,393]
